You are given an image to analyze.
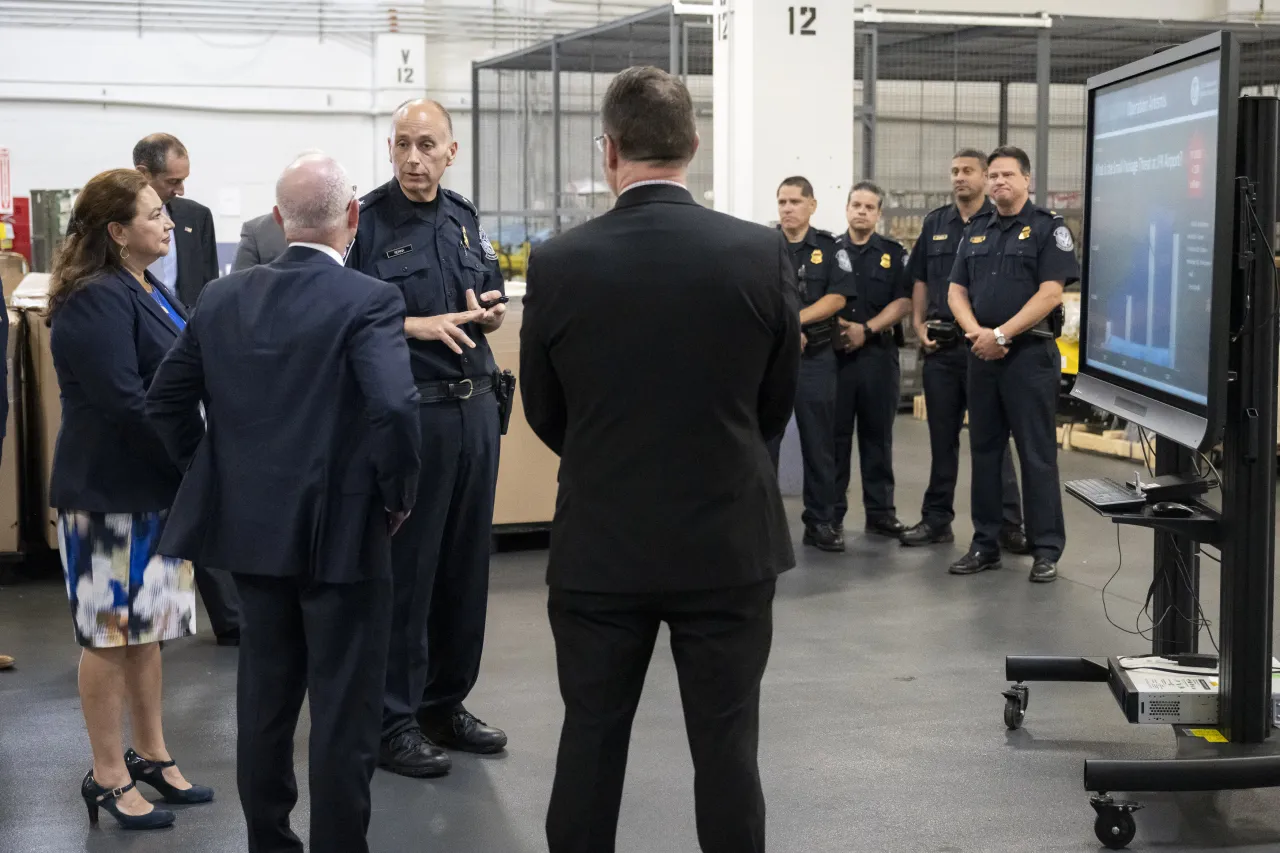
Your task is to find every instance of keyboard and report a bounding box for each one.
[1064,476,1147,510]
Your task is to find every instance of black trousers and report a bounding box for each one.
[546,580,776,853]
[383,394,501,738]
[766,349,839,527]
[967,339,1066,560]
[234,574,392,853]
[920,344,1023,529]
[834,341,899,524]
[194,563,241,638]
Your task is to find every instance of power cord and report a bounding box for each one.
[1101,523,1218,649]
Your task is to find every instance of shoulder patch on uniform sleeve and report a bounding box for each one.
[1054,226,1074,251]
[479,227,498,261]
[836,248,851,272]
[358,184,388,210]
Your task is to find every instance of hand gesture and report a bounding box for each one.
[967,328,1007,361]
[467,289,507,330]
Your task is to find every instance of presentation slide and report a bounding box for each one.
[1085,53,1221,405]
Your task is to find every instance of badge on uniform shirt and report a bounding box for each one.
[478,227,498,261]
[810,249,823,265]
[1054,226,1074,251]
[1018,226,1032,240]
[970,235,986,244]
[880,253,891,269]
[836,249,851,272]
[932,233,949,241]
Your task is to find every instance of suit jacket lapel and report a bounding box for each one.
[121,268,181,335]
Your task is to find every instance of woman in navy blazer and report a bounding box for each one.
[47,169,211,830]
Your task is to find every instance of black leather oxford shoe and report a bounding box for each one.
[948,549,1002,575]
[418,706,508,755]
[378,730,452,778]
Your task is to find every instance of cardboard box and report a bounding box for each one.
[0,310,21,552]
[0,252,28,305]
[487,291,560,528]
[12,273,58,549]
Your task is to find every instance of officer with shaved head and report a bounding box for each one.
[346,98,510,778]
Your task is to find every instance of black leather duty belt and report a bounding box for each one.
[416,376,495,404]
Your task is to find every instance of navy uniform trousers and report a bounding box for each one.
[967,339,1065,561]
[766,347,838,528]
[834,339,899,525]
[383,393,501,738]
[920,344,1023,530]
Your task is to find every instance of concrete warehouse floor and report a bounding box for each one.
[2,417,1279,853]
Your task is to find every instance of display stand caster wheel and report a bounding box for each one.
[1090,795,1140,850]
[1001,683,1029,730]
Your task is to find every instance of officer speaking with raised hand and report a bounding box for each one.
[769,176,857,552]
[832,182,912,540]
[347,98,510,778]
[901,149,1027,555]
[947,145,1077,583]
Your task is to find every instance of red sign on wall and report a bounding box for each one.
[0,149,11,216]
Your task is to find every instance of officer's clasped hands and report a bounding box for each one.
[966,327,1007,361]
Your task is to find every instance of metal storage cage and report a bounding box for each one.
[471,6,713,280]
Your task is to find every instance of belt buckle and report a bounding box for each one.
[451,378,474,400]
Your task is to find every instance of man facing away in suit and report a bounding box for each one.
[146,153,422,853]
[232,212,288,271]
[520,66,801,853]
[133,132,242,645]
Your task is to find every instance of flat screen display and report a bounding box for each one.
[1084,52,1221,406]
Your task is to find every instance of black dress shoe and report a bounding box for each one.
[125,749,213,805]
[866,516,906,537]
[418,706,508,755]
[215,629,240,647]
[899,521,954,547]
[1029,558,1058,583]
[948,549,1002,575]
[802,523,845,552]
[999,528,1030,555]
[378,730,452,777]
[81,771,175,830]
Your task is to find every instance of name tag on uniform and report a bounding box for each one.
[970,235,986,244]
[384,244,413,259]
[932,234,948,241]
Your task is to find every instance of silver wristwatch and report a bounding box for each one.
[994,327,1009,347]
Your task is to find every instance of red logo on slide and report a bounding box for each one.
[1187,130,1205,198]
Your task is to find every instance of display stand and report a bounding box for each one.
[1001,96,1280,850]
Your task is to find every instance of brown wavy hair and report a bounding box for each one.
[47,168,152,322]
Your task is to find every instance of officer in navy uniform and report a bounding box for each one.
[948,145,1078,583]
[769,176,858,552]
[346,99,509,778]
[832,181,912,539]
[901,149,1027,554]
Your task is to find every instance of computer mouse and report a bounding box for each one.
[1151,501,1195,517]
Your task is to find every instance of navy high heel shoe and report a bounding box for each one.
[124,749,214,805]
[81,770,175,829]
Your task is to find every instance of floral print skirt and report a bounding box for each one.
[57,510,197,648]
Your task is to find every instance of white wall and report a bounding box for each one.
[0,26,514,260]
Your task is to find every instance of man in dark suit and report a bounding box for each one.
[146,153,422,853]
[520,66,800,853]
[133,132,241,643]
[232,211,288,271]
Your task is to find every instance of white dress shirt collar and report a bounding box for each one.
[288,241,345,265]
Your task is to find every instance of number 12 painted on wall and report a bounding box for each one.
[788,6,816,35]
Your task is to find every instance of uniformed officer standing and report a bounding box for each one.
[948,145,1077,583]
[901,149,1027,554]
[832,182,912,538]
[347,99,509,777]
[770,176,858,552]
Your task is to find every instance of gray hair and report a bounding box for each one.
[275,153,350,234]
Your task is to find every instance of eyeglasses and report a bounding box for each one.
[594,134,606,153]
